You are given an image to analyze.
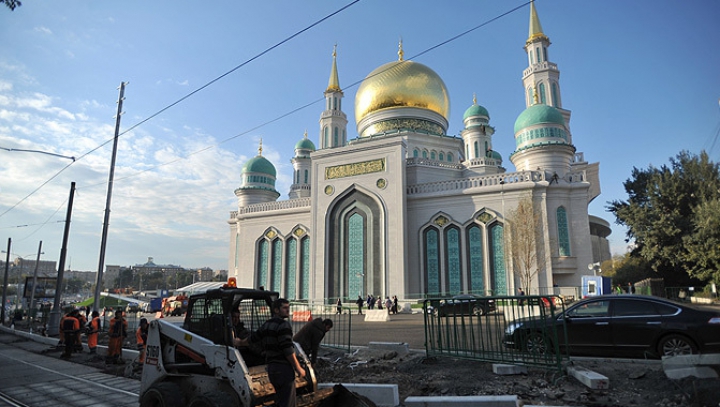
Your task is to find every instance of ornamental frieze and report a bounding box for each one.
[325,158,386,180]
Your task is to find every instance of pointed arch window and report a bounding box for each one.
[551,83,559,107]
[286,238,297,299]
[557,206,571,256]
[467,225,484,294]
[347,213,365,298]
[431,151,436,160]
[271,239,283,293]
[539,83,547,104]
[257,240,269,289]
[439,152,444,161]
[445,227,461,293]
[413,149,419,158]
[422,150,428,159]
[424,227,441,295]
[447,153,453,162]
[489,223,507,295]
[299,236,310,299]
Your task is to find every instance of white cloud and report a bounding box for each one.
[34,26,53,35]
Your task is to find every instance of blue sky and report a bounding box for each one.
[1,1,719,273]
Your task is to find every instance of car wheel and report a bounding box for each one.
[472,305,485,316]
[658,334,697,357]
[524,332,550,355]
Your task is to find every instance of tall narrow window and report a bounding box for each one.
[474,141,479,158]
[447,153,453,162]
[536,47,541,63]
[348,213,364,298]
[300,237,310,299]
[304,169,308,184]
[557,207,571,256]
[333,127,339,146]
[422,151,428,159]
[466,144,469,159]
[489,224,507,295]
[543,47,548,62]
[445,227,461,294]
[431,151,436,160]
[424,228,440,295]
[286,238,297,299]
[467,225,484,294]
[527,87,534,105]
[552,83,559,107]
[324,127,329,148]
[257,240,268,288]
[271,239,283,293]
[333,97,337,110]
[439,152,444,161]
[413,149,419,158]
[539,83,547,104]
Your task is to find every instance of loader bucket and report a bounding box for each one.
[315,384,377,407]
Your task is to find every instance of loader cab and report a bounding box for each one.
[183,286,279,346]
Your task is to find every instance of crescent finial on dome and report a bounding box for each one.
[258,138,263,156]
[473,93,477,105]
[398,38,404,61]
[303,130,308,139]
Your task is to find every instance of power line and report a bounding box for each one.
[3,1,530,230]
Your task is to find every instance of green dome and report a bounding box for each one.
[463,104,489,121]
[242,155,276,177]
[295,138,316,151]
[514,104,565,133]
[488,150,502,160]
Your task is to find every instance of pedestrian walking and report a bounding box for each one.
[355,296,364,315]
[392,295,398,314]
[293,318,333,365]
[238,299,305,407]
[136,318,149,364]
[384,297,392,314]
[335,298,342,314]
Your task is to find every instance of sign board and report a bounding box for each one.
[23,277,58,299]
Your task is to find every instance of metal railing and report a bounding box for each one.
[289,300,352,352]
[423,295,568,372]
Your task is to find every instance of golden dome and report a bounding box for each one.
[354,60,450,126]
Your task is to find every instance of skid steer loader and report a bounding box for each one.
[139,281,373,407]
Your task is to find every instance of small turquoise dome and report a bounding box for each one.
[514,104,565,133]
[295,137,316,151]
[242,155,276,177]
[463,104,489,121]
[488,150,502,160]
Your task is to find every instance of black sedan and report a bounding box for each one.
[504,295,720,358]
[428,294,496,317]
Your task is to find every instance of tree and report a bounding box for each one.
[2,0,21,11]
[607,150,720,285]
[505,194,546,294]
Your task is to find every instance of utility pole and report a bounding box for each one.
[28,240,42,334]
[48,182,76,336]
[1,238,11,325]
[93,82,127,313]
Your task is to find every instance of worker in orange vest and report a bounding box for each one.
[86,310,101,354]
[136,318,149,364]
[106,309,128,364]
[60,310,80,358]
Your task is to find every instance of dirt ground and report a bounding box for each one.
[311,346,720,407]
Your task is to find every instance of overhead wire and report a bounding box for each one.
[3,1,531,232]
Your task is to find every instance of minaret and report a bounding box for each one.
[461,94,502,173]
[235,139,280,207]
[522,1,571,128]
[319,45,348,149]
[289,130,315,199]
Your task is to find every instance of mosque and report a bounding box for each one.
[228,2,612,302]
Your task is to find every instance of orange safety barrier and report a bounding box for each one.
[292,310,312,322]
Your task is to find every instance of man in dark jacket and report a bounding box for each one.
[293,318,333,364]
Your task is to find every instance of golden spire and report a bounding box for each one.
[473,93,477,105]
[398,38,404,61]
[326,44,341,92]
[527,0,549,44]
[258,138,263,156]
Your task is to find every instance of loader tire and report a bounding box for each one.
[140,382,184,407]
[188,392,235,407]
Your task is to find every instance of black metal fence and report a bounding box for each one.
[423,295,568,372]
[289,300,352,352]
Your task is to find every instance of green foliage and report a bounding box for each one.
[607,151,720,285]
[2,0,21,11]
